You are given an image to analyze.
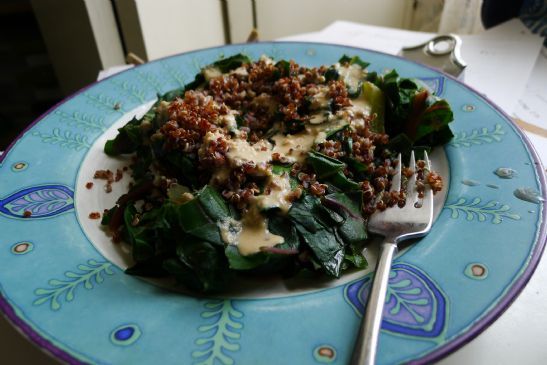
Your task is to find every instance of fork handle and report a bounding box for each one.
[351,241,398,365]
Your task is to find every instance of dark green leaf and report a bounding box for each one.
[272,164,291,175]
[329,171,361,191]
[225,245,268,270]
[161,152,199,188]
[275,60,291,77]
[307,152,360,191]
[123,205,154,261]
[295,225,345,277]
[184,73,205,90]
[324,67,339,81]
[344,244,368,269]
[125,256,170,277]
[267,214,300,250]
[350,56,370,69]
[288,195,347,277]
[160,87,185,102]
[212,53,251,73]
[339,55,352,64]
[324,191,367,245]
[313,203,344,226]
[104,117,142,156]
[158,232,230,292]
[288,195,324,233]
[173,185,230,246]
[387,133,413,157]
[197,185,231,220]
[338,55,370,69]
[139,205,172,231]
[224,215,299,271]
[366,71,378,83]
[345,157,368,173]
[100,205,117,226]
[379,69,453,148]
[175,238,227,292]
[235,115,244,128]
[325,123,349,139]
[307,151,345,179]
[130,146,154,182]
[413,98,454,141]
[162,258,202,289]
[416,125,454,147]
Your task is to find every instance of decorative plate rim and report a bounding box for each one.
[0,41,545,365]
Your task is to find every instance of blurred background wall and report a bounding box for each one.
[27,0,489,96]
[0,0,62,150]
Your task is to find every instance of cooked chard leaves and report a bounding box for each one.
[339,54,370,69]
[104,117,143,156]
[379,69,454,152]
[100,53,453,293]
[307,152,360,191]
[287,194,367,277]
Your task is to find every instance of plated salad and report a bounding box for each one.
[101,54,453,292]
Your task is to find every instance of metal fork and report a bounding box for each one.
[351,151,434,365]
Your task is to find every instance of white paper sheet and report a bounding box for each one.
[513,48,547,127]
[458,20,544,113]
[280,21,434,55]
[279,19,544,114]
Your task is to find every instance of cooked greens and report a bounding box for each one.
[102,54,453,292]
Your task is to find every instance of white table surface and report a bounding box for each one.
[2,20,547,365]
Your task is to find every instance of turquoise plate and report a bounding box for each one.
[0,42,545,365]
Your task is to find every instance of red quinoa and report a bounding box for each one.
[89,212,101,219]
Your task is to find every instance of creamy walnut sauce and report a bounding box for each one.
[256,173,292,213]
[218,208,285,256]
[218,110,239,131]
[336,63,366,92]
[199,57,374,255]
[202,66,223,81]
